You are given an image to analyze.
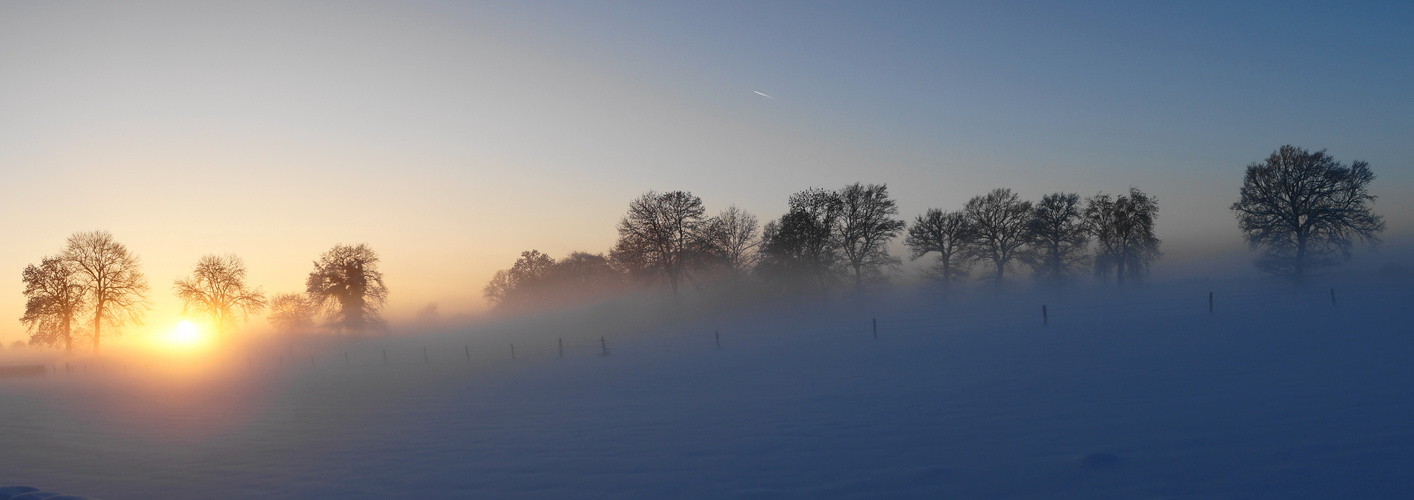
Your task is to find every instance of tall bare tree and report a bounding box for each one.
[1022,193,1090,285]
[758,188,843,291]
[306,243,388,334]
[267,293,316,334]
[174,255,266,337]
[833,183,906,291]
[700,205,761,280]
[1085,187,1161,286]
[21,256,87,353]
[963,189,1033,282]
[613,191,707,298]
[64,231,149,354]
[1231,145,1384,281]
[905,209,974,285]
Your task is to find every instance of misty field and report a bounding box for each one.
[2,279,1412,499]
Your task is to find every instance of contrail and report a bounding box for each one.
[754,91,774,99]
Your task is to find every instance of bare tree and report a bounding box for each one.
[963,189,1033,282]
[482,250,556,310]
[486,250,625,313]
[1085,187,1161,286]
[613,191,707,298]
[266,293,316,334]
[64,231,149,354]
[306,243,389,334]
[21,256,87,353]
[174,255,267,337]
[416,303,440,324]
[905,209,974,285]
[1231,145,1385,281]
[700,205,761,280]
[833,183,906,291]
[1022,193,1090,285]
[757,188,843,291]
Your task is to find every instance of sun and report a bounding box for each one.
[168,320,206,347]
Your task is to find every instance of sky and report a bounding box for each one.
[2,0,1411,344]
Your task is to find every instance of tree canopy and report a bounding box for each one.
[1231,145,1384,281]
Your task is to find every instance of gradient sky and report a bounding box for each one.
[2,1,1411,344]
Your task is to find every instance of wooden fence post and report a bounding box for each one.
[1330,288,1337,307]
[715,330,720,350]
[1042,305,1048,326]
[465,345,471,362]
[601,336,608,356]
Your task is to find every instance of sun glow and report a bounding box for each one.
[167,320,206,348]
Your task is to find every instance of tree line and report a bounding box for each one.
[486,144,1385,313]
[15,144,1386,349]
[20,237,391,354]
[484,183,1164,313]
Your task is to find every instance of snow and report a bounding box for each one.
[2,279,1412,499]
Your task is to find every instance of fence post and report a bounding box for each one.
[715,330,720,350]
[1042,305,1048,326]
[1209,292,1214,315]
[1330,288,1337,307]
[511,343,516,361]
[465,345,471,362]
[382,349,387,365]
[601,336,608,356]
[873,318,878,339]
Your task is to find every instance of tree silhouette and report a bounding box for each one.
[905,209,974,285]
[266,293,316,334]
[174,255,266,337]
[699,206,761,280]
[487,250,626,313]
[64,231,149,354]
[21,256,87,353]
[758,188,843,291]
[306,243,388,334]
[1022,193,1090,285]
[483,250,556,309]
[833,183,906,291]
[613,191,707,298]
[963,189,1032,282]
[1231,145,1384,281]
[1085,188,1161,286]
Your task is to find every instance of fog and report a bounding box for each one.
[3,251,1412,498]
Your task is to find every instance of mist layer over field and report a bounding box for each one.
[2,273,1412,499]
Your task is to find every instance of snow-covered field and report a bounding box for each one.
[3,279,1412,499]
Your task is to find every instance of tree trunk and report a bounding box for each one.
[1116,254,1127,288]
[1295,232,1307,283]
[668,267,679,299]
[995,257,1005,282]
[93,305,103,355]
[854,264,864,292]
